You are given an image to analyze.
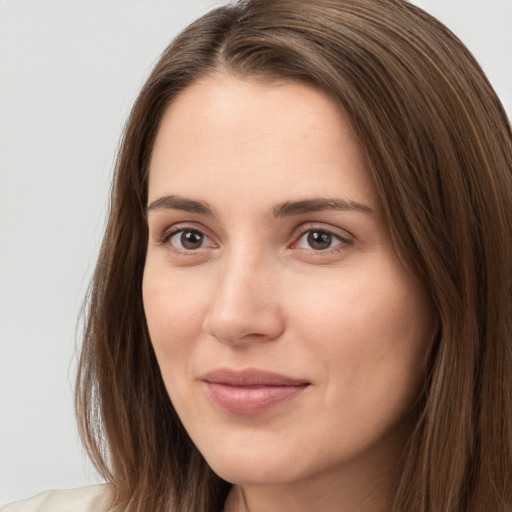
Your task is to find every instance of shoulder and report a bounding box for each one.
[2,484,112,512]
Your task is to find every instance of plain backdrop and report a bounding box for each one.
[1,0,511,505]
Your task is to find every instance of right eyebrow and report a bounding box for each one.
[146,195,213,216]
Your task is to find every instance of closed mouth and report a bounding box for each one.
[202,368,310,415]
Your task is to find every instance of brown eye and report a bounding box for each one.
[307,231,333,250]
[169,229,207,250]
[295,228,351,252]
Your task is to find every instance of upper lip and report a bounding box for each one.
[202,368,310,387]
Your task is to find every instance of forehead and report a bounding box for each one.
[147,74,380,211]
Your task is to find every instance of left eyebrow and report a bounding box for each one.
[272,198,376,217]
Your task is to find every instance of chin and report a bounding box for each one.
[199,439,321,487]
[209,459,299,486]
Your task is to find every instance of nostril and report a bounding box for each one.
[201,259,285,345]
[202,302,284,346]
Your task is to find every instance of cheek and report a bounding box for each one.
[142,265,213,429]
[289,267,433,451]
[286,258,434,387]
[142,265,206,366]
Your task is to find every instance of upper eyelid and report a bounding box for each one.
[159,222,213,240]
[293,222,355,240]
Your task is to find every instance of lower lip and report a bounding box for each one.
[204,382,309,416]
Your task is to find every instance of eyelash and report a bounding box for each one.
[159,224,214,253]
[292,226,353,254]
[159,224,353,255]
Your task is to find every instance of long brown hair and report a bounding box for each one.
[76,1,512,510]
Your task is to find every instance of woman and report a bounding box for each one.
[5,0,512,511]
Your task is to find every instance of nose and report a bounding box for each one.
[202,252,285,346]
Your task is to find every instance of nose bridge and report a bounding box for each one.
[203,244,283,345]
[220,246,258,301]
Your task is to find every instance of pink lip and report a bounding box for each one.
[202,368,310,416]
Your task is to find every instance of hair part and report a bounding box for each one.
[76,1,512,510]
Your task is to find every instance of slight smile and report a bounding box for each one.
[202,368,311,416]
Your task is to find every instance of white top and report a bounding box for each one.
[1,484,112,512]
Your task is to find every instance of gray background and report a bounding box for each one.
[1,0,511,504]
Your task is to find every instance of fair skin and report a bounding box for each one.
[143,74,435,512]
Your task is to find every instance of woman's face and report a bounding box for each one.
[143,75,435,492]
